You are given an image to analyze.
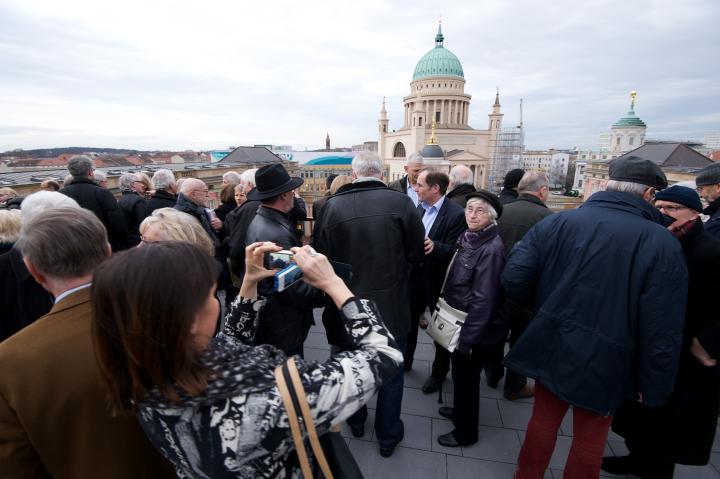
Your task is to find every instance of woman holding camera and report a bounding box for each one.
[92,241,402,478]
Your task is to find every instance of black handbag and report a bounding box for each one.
[275,357,364,479]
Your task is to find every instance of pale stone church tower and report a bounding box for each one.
[610,91,647,154]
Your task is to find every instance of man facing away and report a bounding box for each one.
[312,151,425,457]
[0,207,174,478]
[695,162,720,239]
[117,173,148,247]
[146,169,178,214]
[503,156,687,478]
[446,164,477,208]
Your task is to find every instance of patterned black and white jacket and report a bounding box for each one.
[137,295,403,478]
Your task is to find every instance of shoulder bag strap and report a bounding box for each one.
[439,250,459,297]
[274,362,314,479]
[286,357,334,479]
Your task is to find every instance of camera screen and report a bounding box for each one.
[267,252,293,269]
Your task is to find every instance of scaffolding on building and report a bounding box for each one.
[488,127,524,193]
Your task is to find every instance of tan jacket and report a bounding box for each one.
[0,288,175,479]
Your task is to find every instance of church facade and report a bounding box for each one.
[377,24,503,188]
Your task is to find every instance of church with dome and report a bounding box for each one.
[378,23,506,188]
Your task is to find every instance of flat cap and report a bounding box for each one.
[609,156,667,190]
[695,163,720,186]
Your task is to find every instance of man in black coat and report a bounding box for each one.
[446,165,476,208]
[491,171,553,399]
[695,162,720,239]
[59,155,128,251]
[245,164,324,357]
[498,168,525,205]
[409,170,467,394]
[604,186,720,478]
[146,169,178,214]
[312,152,425,457]
[387,152,424,207]
[117,173,147,247]
[174,178,223,250]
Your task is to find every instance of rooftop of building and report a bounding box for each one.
[412,23,464,81]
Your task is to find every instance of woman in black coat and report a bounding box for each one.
[435,191,508,448]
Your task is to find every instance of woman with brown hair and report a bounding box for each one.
[92,241,402,478]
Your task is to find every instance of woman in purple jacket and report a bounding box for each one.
[436,190,509,447]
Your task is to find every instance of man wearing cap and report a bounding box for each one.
[695,162,720,239]
[503,156,688,477]
[498,168,525,205]
[245,163,323,356]
[603,185,720,478]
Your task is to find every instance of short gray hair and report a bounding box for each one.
[119,173,139,192]
[93,170,107,183]
[21,190,80,225]
[0,210,22,243]
[466,197,498,225]
[518,171,549,193]
[407,152,424,166]
[67,155,94,177]
[605,180,649,197]
[152,169,176,190]
[17,207,109,279]
[241,168,258,188]
[223,171,242,185]
[352,151,384,178]
[449,165,474,187]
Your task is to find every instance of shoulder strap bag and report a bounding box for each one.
[426,251,467,353]
[275,357,364,479]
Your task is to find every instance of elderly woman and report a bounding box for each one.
[0,209,22,254]
[139,207,214,256]
[435,190,508,448]
[92,241,402,478]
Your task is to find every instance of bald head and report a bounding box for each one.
[180,178,209,207]
[449,165,474,190]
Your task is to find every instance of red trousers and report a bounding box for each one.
[516,382,612,479]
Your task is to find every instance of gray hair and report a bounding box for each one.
[466,197,498,225]
[179,178,205,195]
[518,171,549,194]
[407,152,424,166]
[64,174,73,186]
[605,180,649,197]
[449,165,474,187]
[119,173,139,192]
[223,171,242,185]
[17,207,109,279]
[241,168,258,188]
[0,209,22,244]
[21,191,80,225]
[352,151,384,178]
[67,155,94,177]
[93,170,107,183]
[139,208,214,257]
[152,169,176,190]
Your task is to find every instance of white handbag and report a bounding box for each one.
[426,252,467,352]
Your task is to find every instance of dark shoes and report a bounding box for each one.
[350,424,365,438]
[379,420,404,458]
[421,376,443,394]
[437,431,476,448]
[438,406,454,421]
[503,383,535,401]
[601,455,642,476]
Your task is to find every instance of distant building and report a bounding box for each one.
[704,133,720,150]
[521,150,570,189]
[352,141,378,152]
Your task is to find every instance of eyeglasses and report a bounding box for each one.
[656,205,688,213]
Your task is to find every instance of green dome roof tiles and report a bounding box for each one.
[613,109,647,128]
[412,24,464,81]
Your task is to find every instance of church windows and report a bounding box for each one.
[628,136,635,146]
[393,142,406,158]
[436,111,441,122]
[419,117,423,126]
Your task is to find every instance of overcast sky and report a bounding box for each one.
[1,0,718,152]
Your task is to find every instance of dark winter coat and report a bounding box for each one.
[446,184,477,208]
[703,197,720,240]
[214,200,236,223]
[612,219,720,465]
[498,188,519,205]
[443,226,508,349]
[145,190,177,214]
[245,206,324,355]
[387,175,409,194]
[118,191,147,247]
[60,177,129,251]
[226,199,262,277]
[502,190,688,415]
[174,193,221,251]
[312,179,425,343]
[497,193,553,256]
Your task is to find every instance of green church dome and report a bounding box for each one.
[613,93,647,128]
[412,24,464,81]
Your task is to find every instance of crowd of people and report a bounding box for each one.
[0,152,719,478]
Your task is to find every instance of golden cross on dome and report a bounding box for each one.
[630,91,637,110]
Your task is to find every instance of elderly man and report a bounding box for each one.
[222,170,242,187]
[226,168,262,279]
[118,173,147,246]
[93,170,108,188]
[603,186,720,478]
[0,207,174,478]
[146,169,178,214]
[695,163,720,239]
[446,164,476,207]
[503,157,687,477]
[245,164,324,357]
[313,151,425,457]
[241,167,258,192]
[489,171,553,398]
[174,178,222,249]
[59,155,128,251]
[411,169,467,393]
[388,152,424,206]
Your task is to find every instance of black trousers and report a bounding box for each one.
[451,347,490,444]
[403,295,426,368]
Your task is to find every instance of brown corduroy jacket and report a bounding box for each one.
[0,287,175,479]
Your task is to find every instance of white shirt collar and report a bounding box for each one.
[54,283,92,304]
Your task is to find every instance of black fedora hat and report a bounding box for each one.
[465,189,503,218]
[246,163,304,201]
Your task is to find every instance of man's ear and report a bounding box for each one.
[104,242,112,258]
[23,257,48,289]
